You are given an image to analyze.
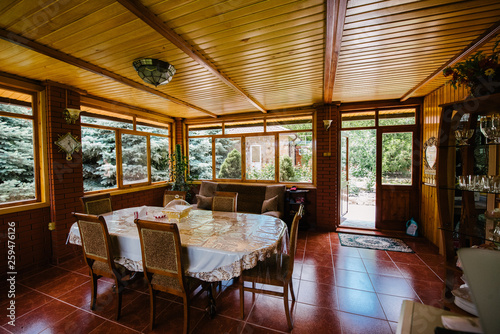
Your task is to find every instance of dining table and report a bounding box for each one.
[67,206,289,316]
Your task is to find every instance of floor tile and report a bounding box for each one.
[57,257,88,273]
[143,302,205,333]
[1,290,54,326]
[246,294,295,332]
[389,321,398,333]
[357,248,391,261]
[407,279,444,307]
[118,293,172,331]
[331,246,361,258]
[302,251,333,267]
[192,314,244,334]
[301,264,335,285]
[297,280,338,310]
[36,271,88,298]
[396,263,442,282]
[387,252,424,265]
[369,274,418,298]
[216,285,257,320]
[241,323,285,334]
[338,311,392,334]
[89,321,140,334]
[378,294,419,322]
[292,303,342,334]
[305,240,331,254]
[7,299,77,334]
[19,266,72,290]
[336,287,386,319]
[39,308,105,334]
[362,258,403,277]
[332,255,366,272]
[335,269,374,292]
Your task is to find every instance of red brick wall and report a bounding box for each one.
[46,85,84,263]
[112,186,167,210]
[0,207,52,281]
[314,105,339,231]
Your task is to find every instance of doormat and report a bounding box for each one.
[338,233,414,253]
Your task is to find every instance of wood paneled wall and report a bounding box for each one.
[421,84,468,249]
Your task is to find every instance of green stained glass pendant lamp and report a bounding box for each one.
[133,58,176,87]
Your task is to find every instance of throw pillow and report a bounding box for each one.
[261,195,278,213]
[196,195,213,210]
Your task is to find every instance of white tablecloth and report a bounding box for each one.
[68,206,288,282]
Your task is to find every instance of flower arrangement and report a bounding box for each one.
[443,40,500,97]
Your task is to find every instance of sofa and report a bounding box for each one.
[194,181,286,219]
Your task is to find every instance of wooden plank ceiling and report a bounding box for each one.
[0,0,498,119]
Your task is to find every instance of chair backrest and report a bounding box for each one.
[73,212,116,272]
[287,204,304,277]
[163,190,187,206]
[135,219,186,293]
[212,191,238,212]
[81,193,112,215]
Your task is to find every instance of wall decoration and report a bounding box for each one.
[423,136,437,185]
[54,132,81,160]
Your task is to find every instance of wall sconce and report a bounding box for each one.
[63,108,82,124]
[323,120,332,131]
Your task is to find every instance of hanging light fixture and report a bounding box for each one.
[132,58,176,87]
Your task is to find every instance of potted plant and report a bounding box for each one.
[443,40,500,97]
[167,144,193,200]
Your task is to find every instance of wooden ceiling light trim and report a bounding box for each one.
[116,0,268,114]
[324,0,347,104]
[0,28,217,118]
[400,19,500,102]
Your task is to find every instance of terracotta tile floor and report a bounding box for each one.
[1,231,444,333]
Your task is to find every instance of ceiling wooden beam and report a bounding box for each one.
[400,20,500,102]
[323,0,347,104]
[0,28,217,118]
[116,0,267,114]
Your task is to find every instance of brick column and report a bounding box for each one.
[315,105,339,231]
[174,117,184,151]
[46,85,83,263]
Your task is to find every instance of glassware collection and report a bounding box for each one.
[454,113,500,145]
[457,175,500,193]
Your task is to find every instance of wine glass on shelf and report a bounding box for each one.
[480,115,500,144]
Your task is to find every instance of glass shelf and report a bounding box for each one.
[438,227,499,245]
[438,186,500,194]
[438,142,500,149]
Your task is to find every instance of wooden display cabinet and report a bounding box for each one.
[436,92,500,312]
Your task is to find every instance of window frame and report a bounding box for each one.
[0,85,43,209]
[186,113,314,185]
[81,114,171,194]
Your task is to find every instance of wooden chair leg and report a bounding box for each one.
[239,281,245,319]
[183,295,189,334]
[90,273,98,310]
[283,284,293,330]
[289,279,296,301]
[116,282,122,321]
[149,288,156,331]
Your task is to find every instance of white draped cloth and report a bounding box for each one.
[68,207,288,282]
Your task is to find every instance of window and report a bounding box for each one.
[0,88,39,206]
[187,114,313,184]
[382,132,413,185]
[246,136,274,180]
[81,113,171,192]
[379,109,415,126]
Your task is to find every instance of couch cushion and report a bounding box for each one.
[217,183,266,214]
[265,185,286,215]
[196,195,213,210]
[199,181,218,197]
[261,195,278,214]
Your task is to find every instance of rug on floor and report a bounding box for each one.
[338,233,414,253]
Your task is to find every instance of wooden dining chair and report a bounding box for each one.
[135,219,200,333]
[73,212,131,320]
[239,204,304,330]
[80,193,112,215]
[163,190,187,206]
[212,191,238,212]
